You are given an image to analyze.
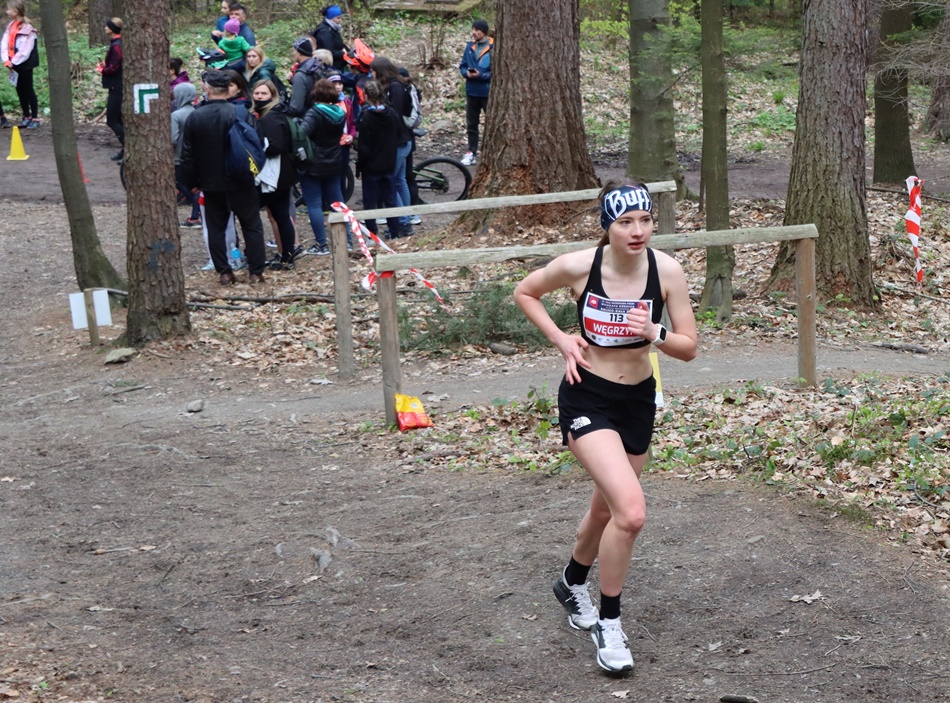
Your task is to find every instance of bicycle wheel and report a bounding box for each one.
[343,163,355,202]
[414,156,471,204]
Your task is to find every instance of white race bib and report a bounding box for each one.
[581,292,652,347]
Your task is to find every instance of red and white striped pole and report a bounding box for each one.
[904,176,924,290]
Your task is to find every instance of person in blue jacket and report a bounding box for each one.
[458,18,492,166]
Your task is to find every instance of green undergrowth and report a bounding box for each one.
[397,282,574,352]
[649,374,950,508]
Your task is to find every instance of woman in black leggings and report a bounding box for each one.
[2,0,40,128]
[97,17,124,160]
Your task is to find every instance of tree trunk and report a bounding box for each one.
[698,0,734,321]
[769,0,875,307]
[926,1,950,140]
[926,78,950,140]
[628,0,685,196]
[88,0,124,47]
[461,0,598,230]
[873,4,916,184]
[38,0,126,293]
[122,0,191,344]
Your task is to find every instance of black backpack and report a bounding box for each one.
[224,104,266,187]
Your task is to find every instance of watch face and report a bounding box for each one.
[658,326,667,342]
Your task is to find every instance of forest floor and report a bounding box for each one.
[2,117,950,703]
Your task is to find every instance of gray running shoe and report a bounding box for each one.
[553,570,598,631]
[591,618,634,673]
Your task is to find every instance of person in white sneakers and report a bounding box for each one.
[458,18,492,166]
[514,182,697,674]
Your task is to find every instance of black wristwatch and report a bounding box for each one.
[652,324,668,346]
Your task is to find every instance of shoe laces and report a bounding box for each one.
[598,618,629,649]
[567,581,598,622]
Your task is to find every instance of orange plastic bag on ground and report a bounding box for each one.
[394,393,434,431]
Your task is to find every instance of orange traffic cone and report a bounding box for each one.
[78,152,90,183]
[6,126,29,160]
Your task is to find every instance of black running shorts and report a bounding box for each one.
[558,367,657,456]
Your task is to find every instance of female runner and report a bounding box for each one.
[514,182,697,674]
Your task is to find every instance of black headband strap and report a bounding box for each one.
[106,20,121,34]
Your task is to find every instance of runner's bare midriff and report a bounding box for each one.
[583,345,654,385]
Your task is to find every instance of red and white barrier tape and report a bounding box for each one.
[330,202,451,312]
[904,176,924,289]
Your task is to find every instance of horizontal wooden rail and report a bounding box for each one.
[326,180,677,223]
[374,224,819,273]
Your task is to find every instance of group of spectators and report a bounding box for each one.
[88,2,493,286]
[172,3,453,285]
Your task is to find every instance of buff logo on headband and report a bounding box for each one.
[600,186,654,230]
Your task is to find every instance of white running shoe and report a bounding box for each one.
[591,618,634,673]
[553,571,598,631]
[409,215,422,225]
[461,151,476,166]
[200,260,215,271]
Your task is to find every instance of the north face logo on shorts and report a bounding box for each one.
[570,416,591,431]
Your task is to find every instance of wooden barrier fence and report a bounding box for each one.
[326,181,676,381]
[325,183,817,425]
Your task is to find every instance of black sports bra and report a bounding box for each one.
[576,247,664,349]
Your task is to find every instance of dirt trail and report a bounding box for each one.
[2,131,950,703]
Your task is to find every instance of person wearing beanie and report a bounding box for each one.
[458,18,492,166]
[218,17,251,69]
[287,36,331,117]
[312,4,346,71]
[513,181,697,675]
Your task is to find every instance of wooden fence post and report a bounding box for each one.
[656,191,676,234]
[795,236,817,386]
[83,288,100,347]
[330,222,355,380]
[377,274,401,426]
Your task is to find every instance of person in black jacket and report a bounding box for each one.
[181,69,267,285]
[311,5,346,72]
[97,18,124,161]
[356,80,402,240]
[298,78,345,256]
[369,56,414,234]
[252,80,298,269]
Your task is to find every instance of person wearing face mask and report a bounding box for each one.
[251,79,298,270]
[312,4,346,72]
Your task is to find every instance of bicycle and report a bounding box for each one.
[292,125,472,208]
[293,152,471,208]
